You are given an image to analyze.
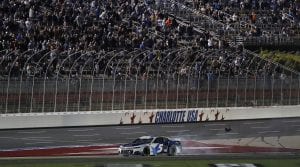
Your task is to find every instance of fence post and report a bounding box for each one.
[176,49,191,109]
[196,57,209,108]
[67,52,87,112]
[156,49,183,109]
[31,51,50,113]
[89,51,108,111]
[123,69,127,111]
[42,51,58,113]
[226,72,230,107]
[5,52,18,113]
[102,53,121,111]
[123,50,145,110]
[263,69,266,106]
[112,55,126,111]
[79,54,94,112]
[134,51,149,110]
[244,73,248,106]
[280,73,283,105]
[186,52,201,109]
[196,71,200,108]
[298,77,300,105]
[235,74,239,107]
[165,52,178,109]
[176,70,180,109]
[16,50,41,113]
[206,72,210,108]
[54,52,79,112]
[145,51,159,110]
[16,50,36,113]
[217,70,220,108]
[156,53,167,109]
[271,72,274,105]
[254,72,257,106]
[289,75,292,105]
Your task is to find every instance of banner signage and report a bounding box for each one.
[155,110,198,123]
[120,108,227,124]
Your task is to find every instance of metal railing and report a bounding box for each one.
[0,48,299,113]
[163,0,300,46]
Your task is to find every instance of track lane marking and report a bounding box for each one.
[251,126,270,129]
[0,136,52,141]
[209,128,224,131]
[17,131,46,134]
[180,134,197,137]
[166,130,190,133]
[93,147,119,151]
[20,137,54,143]
[216,132,239,136]
[282,120,300,123]
[25,141,53,145]
[169,134,196,138]
[73,134,100,137]
[258,131,280,134]
[120,132,146,135]
[0,137,14,139]
[161,125,185,128]
[243,122,265,125]
[183,146,225,149]
[67,129,95,132]
[23,136,52,139]
[77,139,102,142]
[115,127,141,130]
[205,124,226,126]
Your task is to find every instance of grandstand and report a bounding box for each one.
[0,0,299,114]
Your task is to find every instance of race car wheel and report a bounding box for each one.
[143,147,150,156]
[168,145,176,156]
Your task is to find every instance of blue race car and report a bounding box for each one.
[119,136,182,156]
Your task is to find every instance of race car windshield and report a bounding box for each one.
[132,138,153,144]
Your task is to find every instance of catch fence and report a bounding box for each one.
[0,48,299,113]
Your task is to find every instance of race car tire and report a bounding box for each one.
[168,145,176,156]
[143,147,150,156]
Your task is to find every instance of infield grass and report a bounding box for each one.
[0,157,300,167]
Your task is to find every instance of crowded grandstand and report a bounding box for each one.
[0,0,299,113]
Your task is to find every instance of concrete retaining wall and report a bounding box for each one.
[0,105,300,129]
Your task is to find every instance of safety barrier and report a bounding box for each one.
[0,105,299,129]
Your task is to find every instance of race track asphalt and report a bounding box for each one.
[0,117,300,151]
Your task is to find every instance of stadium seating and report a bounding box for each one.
[0,0,299,113]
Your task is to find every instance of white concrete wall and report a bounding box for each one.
[0,105,300,129]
